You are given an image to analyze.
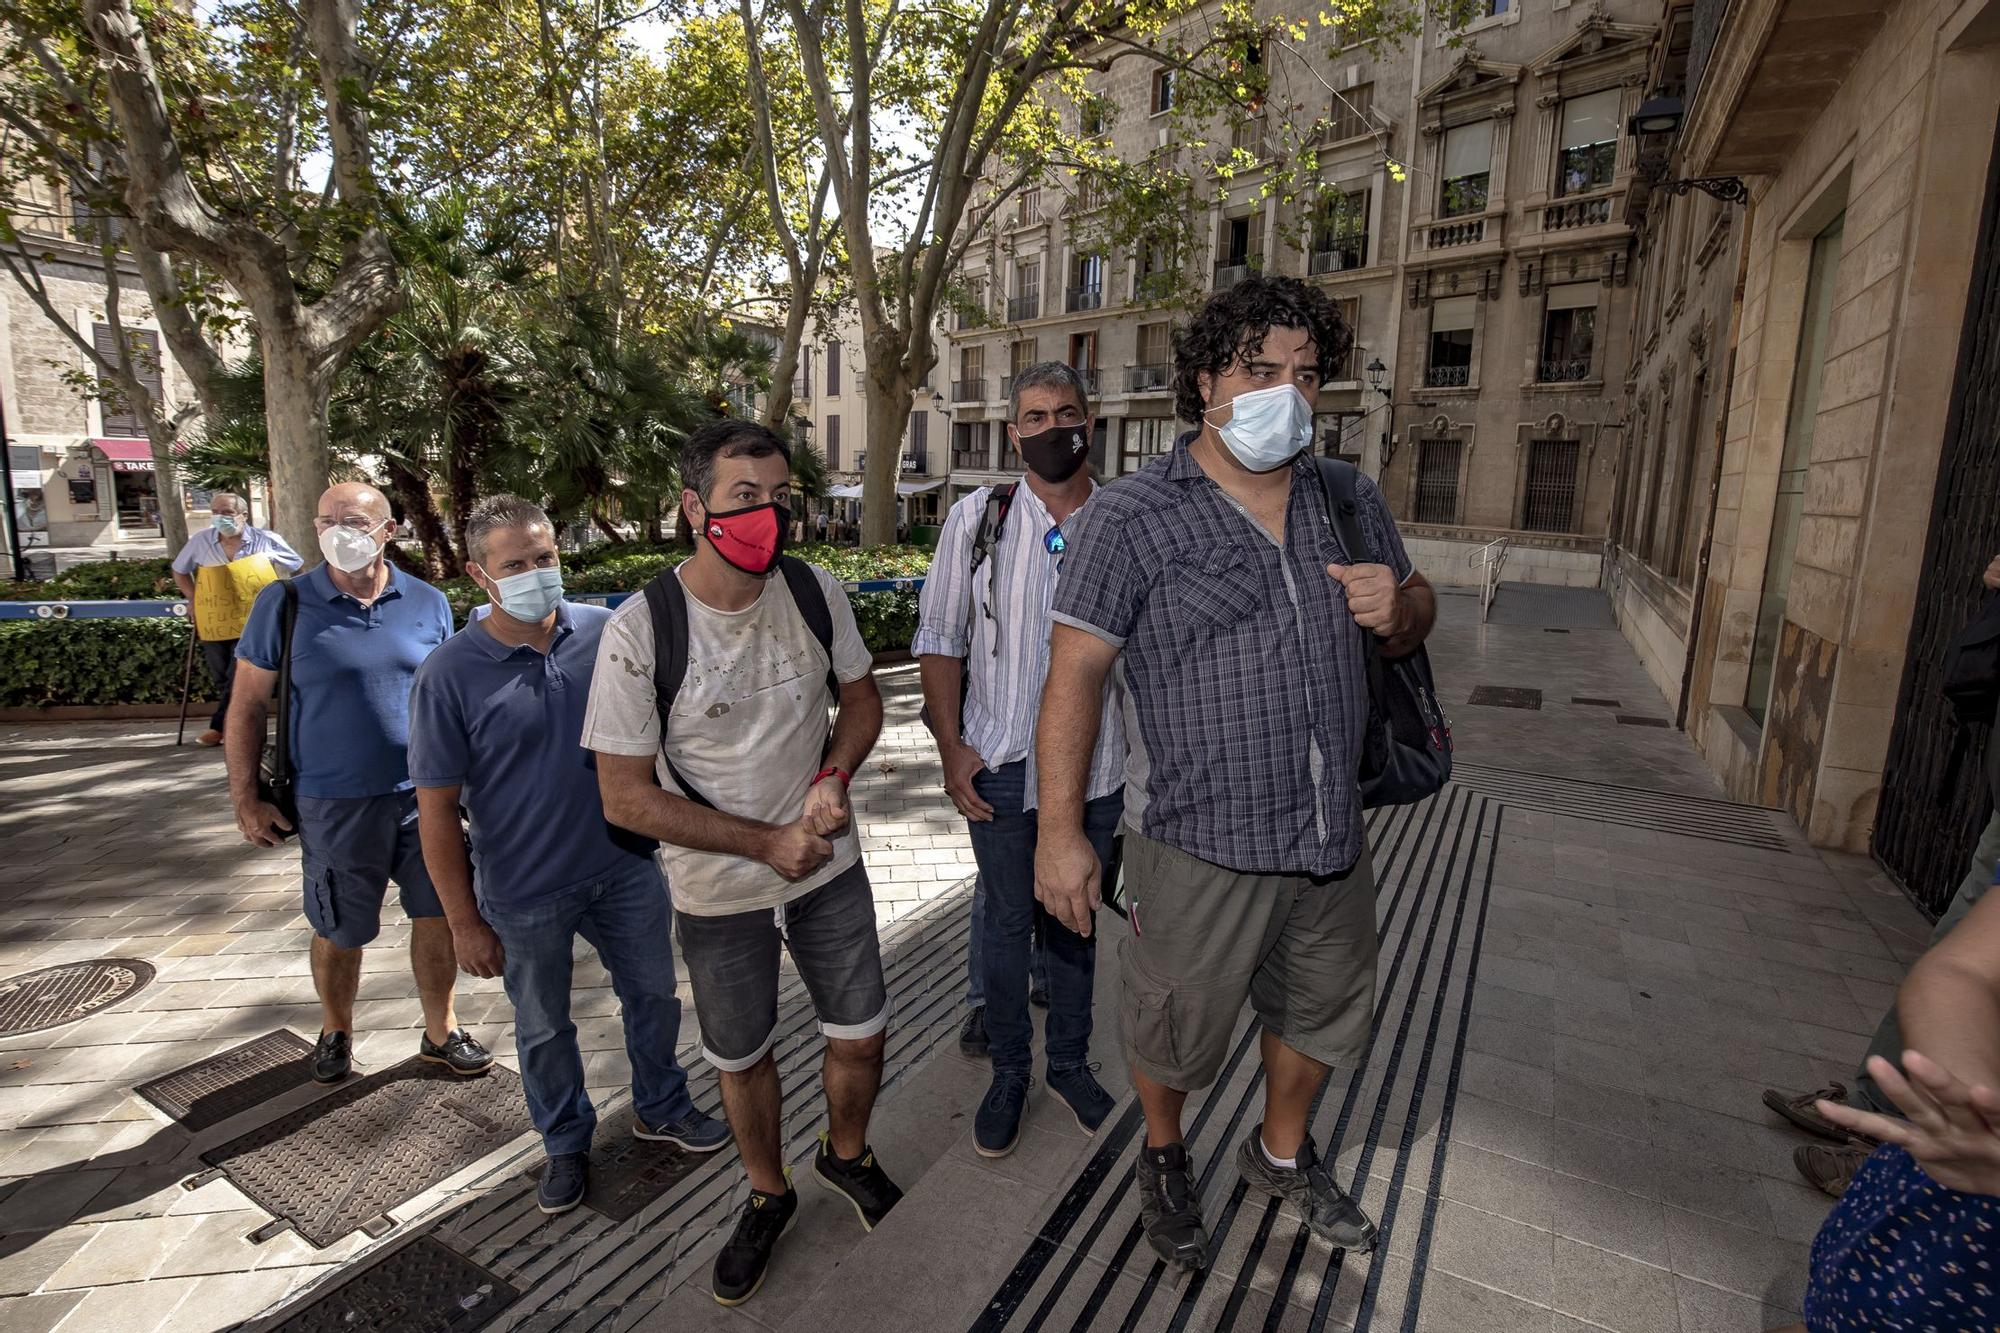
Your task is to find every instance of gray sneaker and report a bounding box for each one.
[1236,1126,1378,1252]
[1134,1141,1208,1270]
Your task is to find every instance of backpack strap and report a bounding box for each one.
[968,482,1017,579]
[778,555,840,703]
[641,570,717,810]
[271,579,300,784]
[1312,457,1373,567]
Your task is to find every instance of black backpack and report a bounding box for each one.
[1312,458,1453,808]
[1942,596,2000,728]
[918,483,1016,735]
[641,556,837,810]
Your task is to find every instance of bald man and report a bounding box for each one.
[226,484,491,1084]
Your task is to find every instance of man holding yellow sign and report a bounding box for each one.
[171,492,304,746]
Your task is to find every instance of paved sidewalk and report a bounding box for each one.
[0,590,1937,1332]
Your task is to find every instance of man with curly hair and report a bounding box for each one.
[1034,275,1435,1269]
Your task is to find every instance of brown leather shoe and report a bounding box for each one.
[196,729,223,747]
[1762,1081,1867,1143]
[1794,1142,1871,1198]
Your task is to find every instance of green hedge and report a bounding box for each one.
[0,618,213,708]
[2,543,930,708]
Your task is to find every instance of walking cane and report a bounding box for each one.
[174,608,197,746]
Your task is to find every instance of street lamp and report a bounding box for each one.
[1364,356,1399,471]
[1626,91,1749,205]
[1366,356,1389,394]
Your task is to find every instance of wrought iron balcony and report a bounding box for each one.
[1214,262,1252,290]
[1007,294,1040,322]
[952,379,988,402]
[1128,364,1172,392]
[1067,285,1103,312]
[1424,364,1471,389]
[1309,242,1367,275]
[1537,358,1593,384]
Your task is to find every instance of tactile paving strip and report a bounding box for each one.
[267,1235,517,1332]
[203,1057,529,1247]
[0,958,154,1038]
[1466,684,1543,710]
[136,1029,318,1131]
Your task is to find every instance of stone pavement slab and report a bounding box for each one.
[0,592,1939,1332]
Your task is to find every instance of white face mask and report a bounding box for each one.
[1207,383,1315,472]
[318,519,386,573]
[480,565,564,623]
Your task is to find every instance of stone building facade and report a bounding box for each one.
[945,0,1657,585]
[1613,0,2000,861]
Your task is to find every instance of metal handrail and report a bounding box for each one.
[1468,534,1511,622]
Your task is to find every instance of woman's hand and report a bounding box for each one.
[1818,1051,2000,1195]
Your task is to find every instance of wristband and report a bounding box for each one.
[812,766,851,788]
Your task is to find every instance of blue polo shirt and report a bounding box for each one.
[406,602,657,911]
[237,565,453,799]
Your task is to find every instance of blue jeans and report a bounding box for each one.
[967,874,1048,1007]
[968,761,1122,1075]
[484,857,694,1156]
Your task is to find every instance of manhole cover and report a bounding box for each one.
[1572,696,1621,708]
[0,958,155,1038]
[541,1118,711,1222]
[268,1236,517,1332]
[136,1029,318,1131]
[1466,685,1542,710]
[1617,715,1671,728]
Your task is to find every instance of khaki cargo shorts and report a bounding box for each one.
[1118,828,1379,1091]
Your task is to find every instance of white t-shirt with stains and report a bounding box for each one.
[580,562,875,916]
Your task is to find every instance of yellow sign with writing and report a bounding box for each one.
[193,555,281,642]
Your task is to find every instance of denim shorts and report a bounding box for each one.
[295,790,443,949]
[674,860,888,1072]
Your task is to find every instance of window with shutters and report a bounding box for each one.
[1326,85,1373,143]
[1331,297,1360,381]
[1152,68,1176,115]
[1440,122,1492,218]
[1539,284,1598,382]
[93,324,162,437]
[1521,439,1581,532]
[1556,90,1622,197]
[826,339,841,395]
[1122,417,1175,472]
[1426,297,1475,388]
[906,411,928,472]
[1414,440,1463,524]
[827,414,841,468]
[1310,189,1370,274]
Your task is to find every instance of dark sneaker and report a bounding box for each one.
[634,1109,731,1153]
[1796,1142,1871,1199]
[959,1005,991,1059]
[712,1183,798,1305]
[419,1028,494,1076]
[975,1072,1032,1158]
[312,1030,351,1084]
[538,1152,588,1215]
[1135,1141,1208,1270]
[1762,1082,1878,1145]
[811,1132,903,1230]
[1047,1063,1114,1133]
[1236,1127,1378,1252]
[1030,983,1051,1010]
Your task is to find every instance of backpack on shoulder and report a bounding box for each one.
[919,483,1017,736]
[641,556,839,810]
[1312,458,1454,809]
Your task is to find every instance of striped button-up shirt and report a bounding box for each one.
[1050,432,1414,877]
[170,524,305,574]
[913,479,1126,811]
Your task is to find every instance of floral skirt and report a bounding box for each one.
[1804,1143,2000,1330]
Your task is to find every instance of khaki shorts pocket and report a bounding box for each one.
[1119,938,1181,1079]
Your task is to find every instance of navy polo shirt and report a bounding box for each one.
[407,601,657,911]
[237,565,453,799]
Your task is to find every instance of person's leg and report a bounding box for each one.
[488,887,596,1156]
[1852,810,2000,1112]
[200,638,236,732]
[389,794,461,1045]
[576,860,694,1128]
[967,763,1036,1076]
[295,796,393,1039]
[966,873,987,1008]
[824,1031,886,1159]
[311,935,364,1035]
[786,863,891,1155]
[1136,1069,1192,1148]
[676,904,786,1193]
[1043,792,1122,1072]
[1259,1028,1330,1157]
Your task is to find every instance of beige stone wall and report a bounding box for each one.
[1684,0,2000,847]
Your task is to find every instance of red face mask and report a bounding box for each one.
[702,500,790,575]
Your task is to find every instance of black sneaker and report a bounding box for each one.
[712,1182,798,1306]
[538,1152,588,1215]
[1046,1063,1114,1133]
[1235,1126,1378,1252]
[975,1072,1032,1158]
[312,1030,351,1084]
[810,1132,903,1230]
[419,1028,494,1076]
[1135,1141,1208,1270]
[959,1005,990,1059]
[633,1109,731,1153]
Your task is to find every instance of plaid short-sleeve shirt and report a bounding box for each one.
[1050,431,1413,877]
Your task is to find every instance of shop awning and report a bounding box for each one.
[897,478,948,496]
[826,483,864,499]
[90,438,155,471]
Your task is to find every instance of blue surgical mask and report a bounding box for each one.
[211,514,241,536]
[483,565,564,622]
[1207,383,1315,472]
